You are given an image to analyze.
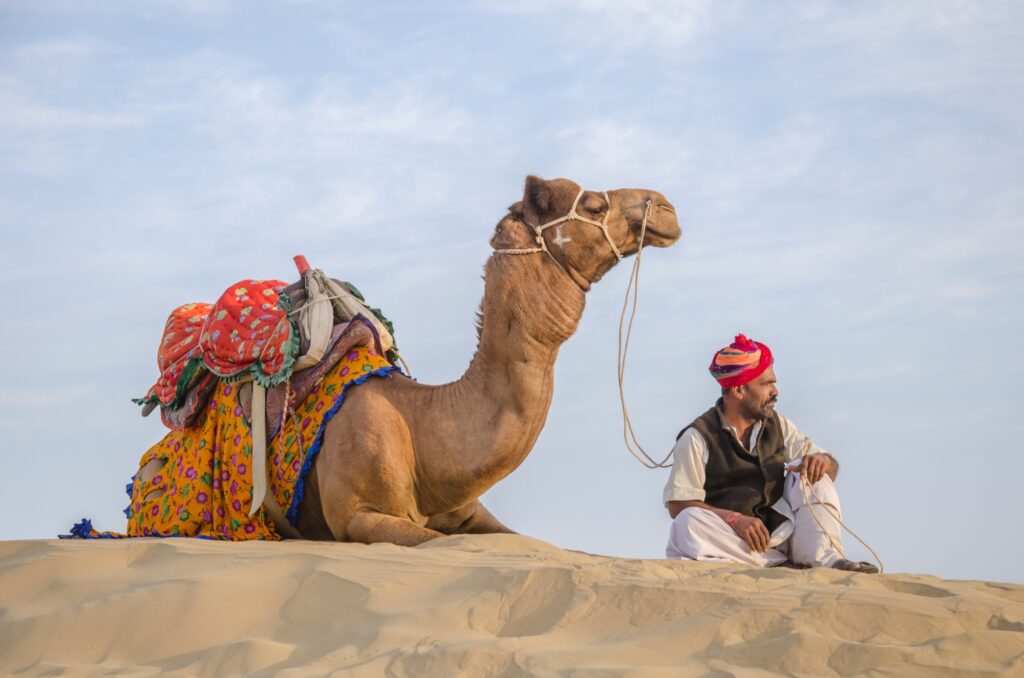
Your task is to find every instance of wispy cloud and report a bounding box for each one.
[12,37,105,63]
[553,114,830,214]
[0,86,140,131]
[781,2,1024,124]
[477,0,729,51]
[0,74,141,175]
[151,0,237,15]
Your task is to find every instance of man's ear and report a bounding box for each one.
[523,175,550,214]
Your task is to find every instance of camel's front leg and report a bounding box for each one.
[348,510,444,546]
[450,501,517,535]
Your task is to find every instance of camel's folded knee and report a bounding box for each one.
[455,505,516,535]
[347,511,444,546]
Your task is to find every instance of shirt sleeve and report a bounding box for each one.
[662,428,709,505]
[778,414,831,465]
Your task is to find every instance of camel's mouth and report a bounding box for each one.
[634,201,681,248]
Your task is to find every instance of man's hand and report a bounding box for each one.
[790,453,836,484]
[728,513,771,553]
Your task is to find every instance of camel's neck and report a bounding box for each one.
[427,251,586,504]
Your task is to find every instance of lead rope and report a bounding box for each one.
[615,213,884,571]
[493,192,667,468]
[798,473,885,573]
[795,438,885,572]
[616,200,673,469]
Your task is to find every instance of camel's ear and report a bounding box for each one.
[507,200,524,218]
[523,175,551,213]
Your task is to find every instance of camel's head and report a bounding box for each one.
[495,176,681,289]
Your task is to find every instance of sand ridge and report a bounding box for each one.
[0,534,1021,676]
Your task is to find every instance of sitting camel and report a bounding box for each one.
[294,176,681,545]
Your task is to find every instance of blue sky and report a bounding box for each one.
[1,1,1021,583]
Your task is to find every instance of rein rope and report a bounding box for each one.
[796,446,886,573]
[616,201,674,469]
[616,218,885,565]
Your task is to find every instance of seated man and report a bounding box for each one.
[664,333,877,573]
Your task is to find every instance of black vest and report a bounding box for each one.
[677,399,787,532]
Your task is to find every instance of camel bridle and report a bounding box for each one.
[493,188,666,472]
[493,188,635,280]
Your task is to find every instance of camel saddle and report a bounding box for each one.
[136,257,397,426]
[134,256,402,532]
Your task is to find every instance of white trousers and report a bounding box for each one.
[666,474,844,567]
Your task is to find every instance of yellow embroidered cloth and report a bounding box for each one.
[123,345,394,540]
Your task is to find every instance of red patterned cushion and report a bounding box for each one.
[199,279,298,386]
[137,302,212,408]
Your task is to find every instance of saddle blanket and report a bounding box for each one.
[70,345,395,541]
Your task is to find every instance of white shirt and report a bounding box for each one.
[662,409,830,506]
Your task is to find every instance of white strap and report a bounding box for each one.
[248,383,267,516]
[245,382,305,538]
[292,271,334,372]
[320,274,395,353]
[251,269,399,374]
[261,488,303,539]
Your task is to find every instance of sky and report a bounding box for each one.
[1,1,1022,584]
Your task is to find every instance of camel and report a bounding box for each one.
[293,176,681,545]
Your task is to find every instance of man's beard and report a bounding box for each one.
[743,396,777,420]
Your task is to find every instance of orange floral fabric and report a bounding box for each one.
[125,345,394,540]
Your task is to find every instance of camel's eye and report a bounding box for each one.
[586,201,606,215]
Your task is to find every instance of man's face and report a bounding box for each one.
[739,367,779,419]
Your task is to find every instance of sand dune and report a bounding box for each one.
[0,534,1021,676]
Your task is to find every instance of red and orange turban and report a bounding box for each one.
[709,333,773,388]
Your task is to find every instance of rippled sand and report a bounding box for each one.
[1,535,1021,676]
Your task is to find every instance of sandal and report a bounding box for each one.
[832,558,879,574]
